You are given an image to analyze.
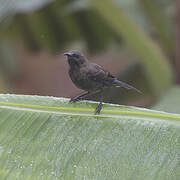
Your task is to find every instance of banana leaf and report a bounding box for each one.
[0,94,179,179]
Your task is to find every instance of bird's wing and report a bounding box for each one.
[87,63,115,84]
[87,63,142,93]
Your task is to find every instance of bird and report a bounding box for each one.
[64,50,141,114]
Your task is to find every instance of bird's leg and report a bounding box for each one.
[69,91,90,103]
[95,89,104,114]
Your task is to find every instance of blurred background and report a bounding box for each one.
[0,0,177,110]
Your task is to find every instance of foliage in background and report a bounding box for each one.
[91,0,173,96]
[138,0,174,57]
[153,86,180,114]
[0,0,175,99]
[0,0,53,21]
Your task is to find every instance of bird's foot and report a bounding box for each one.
[95,102,103,115]
[69,97,81,103]
[69,92,89,103]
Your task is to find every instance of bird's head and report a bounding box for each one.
[64,51,87,67]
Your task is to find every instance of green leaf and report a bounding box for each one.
[153,86,180,114]
[0,94,180,179]
[138,0,174,56]
[0,0,53,22]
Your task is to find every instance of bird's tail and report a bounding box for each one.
[113,79,142,93]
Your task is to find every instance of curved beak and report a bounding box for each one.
[63,51,73,56]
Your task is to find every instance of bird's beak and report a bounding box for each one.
[63,52,73,56]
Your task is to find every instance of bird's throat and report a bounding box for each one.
[68,58,79,67]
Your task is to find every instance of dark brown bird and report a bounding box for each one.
[64,50,141,114]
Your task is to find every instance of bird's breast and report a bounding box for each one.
[69,67,102,91]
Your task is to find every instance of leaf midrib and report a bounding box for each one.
[0,102,180,125]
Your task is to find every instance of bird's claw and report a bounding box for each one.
[69,97,81,103]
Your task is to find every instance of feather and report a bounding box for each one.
[113,79,142,93]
